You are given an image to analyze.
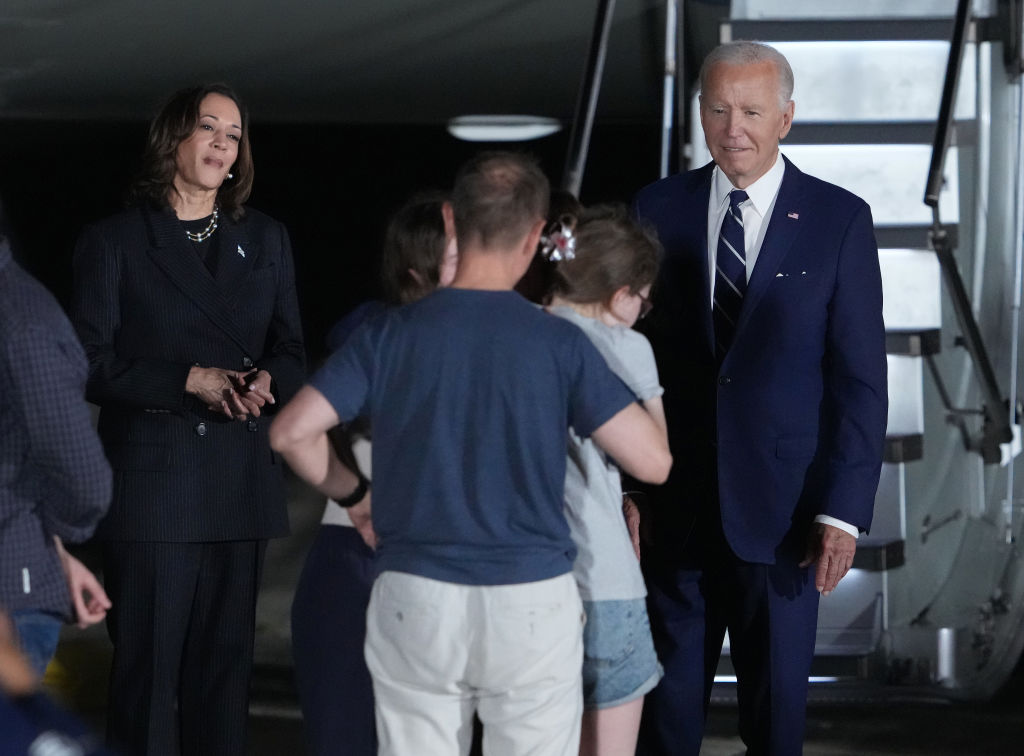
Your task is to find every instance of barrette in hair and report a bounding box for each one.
[539,215,577,262]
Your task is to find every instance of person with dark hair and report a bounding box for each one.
[290,192,454,756]
[545,204,665,756]
[69,83,305,755]
[633,41,887,755]
[270,151,671,756]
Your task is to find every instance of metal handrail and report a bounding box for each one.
[563,0,617,196]
[926,0,1012,462]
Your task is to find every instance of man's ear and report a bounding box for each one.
[442,202,456,240]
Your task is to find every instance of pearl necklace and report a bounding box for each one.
[185,206,219,242]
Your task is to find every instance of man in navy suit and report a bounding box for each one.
[633,41,887,755]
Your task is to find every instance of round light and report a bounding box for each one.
[447,115,562,142]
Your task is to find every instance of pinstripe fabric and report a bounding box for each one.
[70,204,305,541]
[0,237,112,618]
[70,204,304,755]
[103,540,264,755]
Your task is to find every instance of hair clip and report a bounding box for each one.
[539,215,577,262]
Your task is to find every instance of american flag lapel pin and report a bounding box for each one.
[787,211,799,220]
[237,244,246,258]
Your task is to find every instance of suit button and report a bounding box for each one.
[719,376,731,385]
[242,356,254,368]
[247,419,258,432]
[195,422,208,436]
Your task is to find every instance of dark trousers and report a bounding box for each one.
[638,510,819,756]
[103,540,265,756]
[291,525,376,756]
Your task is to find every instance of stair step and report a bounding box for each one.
[887,355,924,437]
[880,249,942,331]
[852,538,906,571]
[788,122,939,145]
[724,18,956,43]
[876,225,953,249]
[774,40,976,123]
[872,462,906,542]
[885,434,924,463]
[886,329,942,356]
[732,0,960,22]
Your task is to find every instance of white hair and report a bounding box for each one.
[699,41,794,109]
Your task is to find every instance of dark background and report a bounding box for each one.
[0,120,663,361]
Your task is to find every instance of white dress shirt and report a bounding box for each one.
[707,153,859,540]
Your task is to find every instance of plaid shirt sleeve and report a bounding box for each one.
[5,322,112,542]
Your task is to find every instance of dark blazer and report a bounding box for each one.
[634,157,888,564]
[70,204,305,542]
[0,238,112,616]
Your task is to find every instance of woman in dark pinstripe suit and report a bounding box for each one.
[70,84,305,756]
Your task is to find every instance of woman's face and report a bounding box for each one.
[174,93,242,195]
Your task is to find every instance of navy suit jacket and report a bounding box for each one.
[70,204,305,542]
[634,157,887,564]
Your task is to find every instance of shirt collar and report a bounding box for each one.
[711,151,786,216]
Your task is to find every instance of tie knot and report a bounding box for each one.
[729,190,749,209]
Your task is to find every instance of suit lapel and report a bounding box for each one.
[692,170,716,353]
[214,217,259,301]
[734,156,806,335]
[144,206,254,353]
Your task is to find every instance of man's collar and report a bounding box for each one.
[711,152,786,214]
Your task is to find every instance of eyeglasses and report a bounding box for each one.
[636,291,653,320]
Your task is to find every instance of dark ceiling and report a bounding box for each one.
[1,0,670,125]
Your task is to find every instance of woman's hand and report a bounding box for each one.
[233,369,275,418]
[186,366,250,419]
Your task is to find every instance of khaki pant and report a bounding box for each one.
[366,571,584,756]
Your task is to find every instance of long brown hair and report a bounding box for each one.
[550,204,662,307]
[128,83,253,219]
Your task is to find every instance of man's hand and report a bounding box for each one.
[348,494,377,550]
[54,537,112,628]
[799,522,856,596]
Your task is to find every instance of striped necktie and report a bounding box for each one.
[713,189,749,361]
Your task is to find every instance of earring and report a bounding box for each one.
[226,172,234,180]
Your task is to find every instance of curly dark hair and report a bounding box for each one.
[128,83,253,219]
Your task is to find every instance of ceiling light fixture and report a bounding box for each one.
[447,115,562,142]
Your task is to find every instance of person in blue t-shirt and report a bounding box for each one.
[271,152,672,756]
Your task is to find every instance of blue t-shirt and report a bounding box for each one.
[310,288,635,585]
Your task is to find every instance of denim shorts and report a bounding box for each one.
[581,598,663,709]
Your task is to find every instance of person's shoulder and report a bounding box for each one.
[0,262,72,341]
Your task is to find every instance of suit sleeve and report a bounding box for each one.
[821,201,888,531]
[254,220,305,405]
[4,326,112,542]
[70,222,194,410]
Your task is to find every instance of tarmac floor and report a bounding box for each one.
[39,480,1024,755]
